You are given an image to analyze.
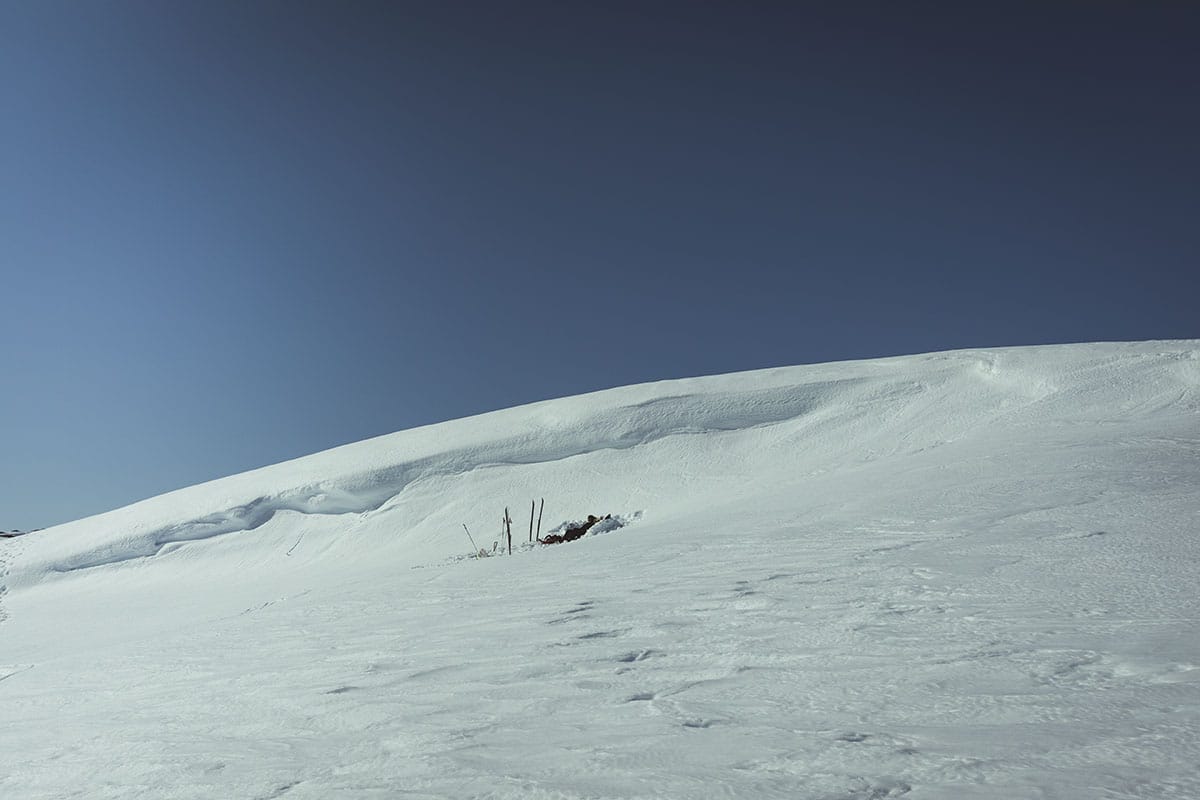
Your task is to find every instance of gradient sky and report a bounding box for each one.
[2,2,1197,530]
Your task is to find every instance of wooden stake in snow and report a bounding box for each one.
[536,497,544,540]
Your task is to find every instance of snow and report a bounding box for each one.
[2,341,1198,799]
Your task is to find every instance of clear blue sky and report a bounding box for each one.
[2,2,1197,530]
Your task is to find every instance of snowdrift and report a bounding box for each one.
[2,341,1198,800]
[12,342,1197,586]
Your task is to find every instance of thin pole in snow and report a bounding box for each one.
[529,499,535,543]
[536,497,544,540]
[505,507,512,555]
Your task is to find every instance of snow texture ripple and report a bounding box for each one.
[1,341,1198,799]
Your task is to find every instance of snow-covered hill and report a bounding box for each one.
[3,342,1198,799]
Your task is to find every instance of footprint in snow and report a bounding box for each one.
[254,781,301,800]
[845,778,912,798]
[615,648,662,663]
[682,718,716,729]
[578,629,625,640]
[546,600,595,625]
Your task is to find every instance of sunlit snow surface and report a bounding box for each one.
[3,342,1199,799]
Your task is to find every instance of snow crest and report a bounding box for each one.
[3,341,1200,800]
[8,341,1198,585]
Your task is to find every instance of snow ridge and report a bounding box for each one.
[3,341,1200,800]
[25,379,870,577]
[11,342,1199,586]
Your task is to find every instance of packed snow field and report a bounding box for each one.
[2,342,1198,799]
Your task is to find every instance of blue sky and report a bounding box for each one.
[2,2,1197,530]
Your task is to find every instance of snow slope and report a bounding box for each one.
[2,341,1198,799]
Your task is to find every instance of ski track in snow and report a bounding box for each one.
[2,342,1199,799]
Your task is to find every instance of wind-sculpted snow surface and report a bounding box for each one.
[2,342,1199,799]
[13,378,866,579]
[5,345,1089,583]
